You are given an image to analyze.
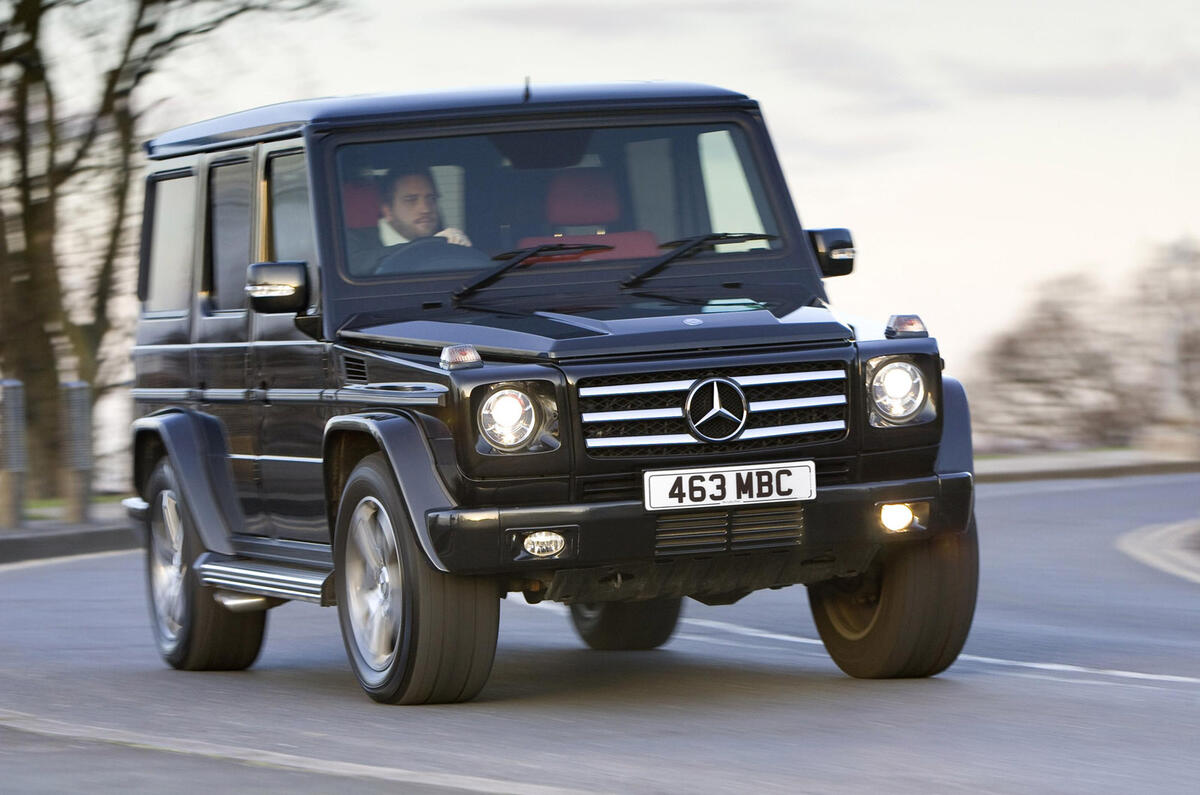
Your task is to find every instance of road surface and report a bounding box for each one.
[2,473,1198,793]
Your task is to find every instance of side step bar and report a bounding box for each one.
[195,553,335,606]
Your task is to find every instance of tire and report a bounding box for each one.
[808,514,979,679]
[569,598,683,651]
[334,453,499,704]
[144,459,266,671]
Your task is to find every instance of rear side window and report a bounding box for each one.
[143,174,196,313]
[267,152,316,265]
[207,160,253,310]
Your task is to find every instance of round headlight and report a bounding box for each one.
[871,360,926,421]
[479,388,537,450]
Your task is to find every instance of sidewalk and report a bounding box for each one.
[2,450,1198,565]
[0,500,136,565]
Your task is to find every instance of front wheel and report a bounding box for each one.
[334,453,499,704]
[808,515,979,678]
[569,598,683,650]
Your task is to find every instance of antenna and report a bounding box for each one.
[523,76,531,102]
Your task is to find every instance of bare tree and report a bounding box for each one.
[971,274,1149,450]
[0,0,336,497]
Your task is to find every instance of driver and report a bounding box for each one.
[377,169,471,247]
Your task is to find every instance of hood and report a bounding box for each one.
[339,305,853,360]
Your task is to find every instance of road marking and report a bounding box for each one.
[0,708,587,795]
[524,604,1200,688]
[1115,519,1200,586]
[0,549,138,573]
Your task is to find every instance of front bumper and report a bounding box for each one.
[427,472,973,582]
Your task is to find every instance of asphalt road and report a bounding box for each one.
[2,473,1198,793]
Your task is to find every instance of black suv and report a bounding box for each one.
[126,83,978,704]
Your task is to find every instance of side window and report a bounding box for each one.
[268,152,316,265]
[207,160,253,311]
[144,174,197,313]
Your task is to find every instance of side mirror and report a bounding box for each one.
[807,228,855,277]
[246,261,308,314]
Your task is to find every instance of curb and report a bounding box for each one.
[974,460,1200,484]
[1116,520,1200,586]
[0,522,140,565]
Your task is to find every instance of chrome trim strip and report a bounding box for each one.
[586,433,698,448]
[266,388,324,403]
[732,370,845,387]
[578,379,695,397]
[335,383,447,406]
[581,407,684,423]
[202,388,248,402]
[131,388,192,401]
[748,395,847,412]
[228,454,322,464]
[578,369,845,397]
[585,419,846,448]
[740,420,846,439]
[133,341,326,351]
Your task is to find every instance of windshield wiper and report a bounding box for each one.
[452,243,613,303]
[620,232,777,289]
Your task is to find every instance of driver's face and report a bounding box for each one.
[382,174,440,239]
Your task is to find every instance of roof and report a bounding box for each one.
[144,82,754,160]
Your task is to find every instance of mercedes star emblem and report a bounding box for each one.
[684,377,749,442]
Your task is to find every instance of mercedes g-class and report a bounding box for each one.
[126,83,978,704]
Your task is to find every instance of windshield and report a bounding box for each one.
[336,122,783,281]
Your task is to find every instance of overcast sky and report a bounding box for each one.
[135,0,1199,378]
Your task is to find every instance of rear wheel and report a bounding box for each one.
[569,598,683,650]
[144,459,266,671]
[334,453,499,704]
[808,515,978,678]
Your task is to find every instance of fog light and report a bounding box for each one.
[522,531,565,558]
[880,503,915,532]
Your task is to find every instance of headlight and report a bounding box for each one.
[479,388,537,450]
[870,360,926,421]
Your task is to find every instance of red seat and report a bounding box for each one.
[518,169,657,259]
[342,181,381,229]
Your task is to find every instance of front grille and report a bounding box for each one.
[577,360,848,457]
[656,504,804,556]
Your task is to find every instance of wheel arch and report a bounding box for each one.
[934,376,973,476]
[323,412,457,572]
[131,410,240,555]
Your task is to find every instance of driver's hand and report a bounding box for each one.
[436,227,472,247]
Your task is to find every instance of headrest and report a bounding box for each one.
[546,169,619,226]
[342,181,381,229]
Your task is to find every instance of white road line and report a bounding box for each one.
[0,709,587,795]
[1115,519,1200,586]
[523,605,1200,689]
[0,549,138,573]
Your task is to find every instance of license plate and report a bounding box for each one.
[643,461,816,511]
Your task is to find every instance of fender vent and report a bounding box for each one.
[343,357,369,384]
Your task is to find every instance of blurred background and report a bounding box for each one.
[1,0,1197,496]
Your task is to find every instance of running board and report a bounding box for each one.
[195,553,335,606]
